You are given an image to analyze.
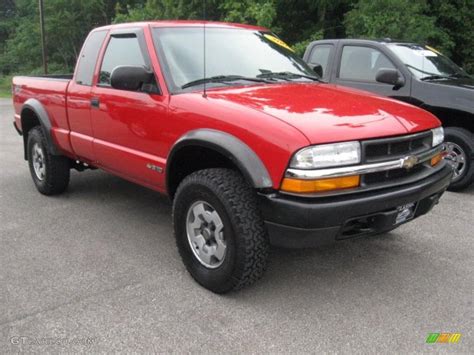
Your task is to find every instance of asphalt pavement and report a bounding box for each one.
[0,98,472,353]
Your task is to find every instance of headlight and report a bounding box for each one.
[290,141,361,169]
[431,127,444,147]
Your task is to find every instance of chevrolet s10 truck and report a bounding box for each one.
[12,21,452,293]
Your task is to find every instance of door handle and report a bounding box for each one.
[90,97,100,109]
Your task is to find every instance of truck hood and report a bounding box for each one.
[206,83,439,144]
[416,78,474,115]
[426,76,474,90]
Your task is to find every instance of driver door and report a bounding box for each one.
[334,44,411,102]
[90,28,168,189]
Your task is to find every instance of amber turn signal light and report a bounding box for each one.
[281,175,360,194]
[430,152,443,167]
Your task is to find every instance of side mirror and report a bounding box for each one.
[110,65,154,91]
[311,64,323,78]
[376,68,405,88]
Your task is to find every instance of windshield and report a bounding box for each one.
[387,43,468,80]
[152,27,316,93]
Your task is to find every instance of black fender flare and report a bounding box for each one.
[21,98,61,158]
[421,105,474,132]
[166,129,273,193]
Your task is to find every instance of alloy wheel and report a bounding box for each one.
[186,201,226,269]
[444,142,467,182]
[32,143,46,181]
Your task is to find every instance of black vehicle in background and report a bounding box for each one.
[304,39,474,190]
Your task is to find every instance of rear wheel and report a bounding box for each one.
[172,168,269,293]
[27,126,70,195]
[444,127,474,191]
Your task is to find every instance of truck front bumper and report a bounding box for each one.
[258,163,453,248]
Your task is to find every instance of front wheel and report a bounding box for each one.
[172,168,269,293]
[444,127,474,191]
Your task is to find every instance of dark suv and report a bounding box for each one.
[304,39,473,190]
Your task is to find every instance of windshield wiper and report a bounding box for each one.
[182,75,271,89]
[256,71,322,82]
[420,74,450,81]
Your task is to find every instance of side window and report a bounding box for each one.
[75,30,107,86]
[308,45,333,79]
[99,35,147,86]
[339,46,395,82]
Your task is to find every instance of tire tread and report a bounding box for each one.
[173,168,269,292]
[445,127,473,191]
[28,126,70,195]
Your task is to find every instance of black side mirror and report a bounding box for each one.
[311,64,323,78]
[376,68,405,88]
[110,65,154,91]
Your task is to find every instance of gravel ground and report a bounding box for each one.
[1,98,472,353]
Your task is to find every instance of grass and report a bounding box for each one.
[0,75,13,98]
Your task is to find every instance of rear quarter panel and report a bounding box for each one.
[13,76,73,154]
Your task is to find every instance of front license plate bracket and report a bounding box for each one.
[395,202,417,225]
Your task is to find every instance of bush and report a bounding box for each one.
[0,75,13,98]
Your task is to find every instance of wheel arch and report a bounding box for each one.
[166,129,273,198]
[21,99,60,160]
[423,106,474,133]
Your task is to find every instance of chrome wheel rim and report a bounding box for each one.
[32,143,46,181]
[186,201,226,269]
[444,142,467,182]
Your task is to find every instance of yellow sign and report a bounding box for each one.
[264,34,294,52]
[426,333,462,344]
[426,45,442,55]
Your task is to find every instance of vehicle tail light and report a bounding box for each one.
[281,175,360,194]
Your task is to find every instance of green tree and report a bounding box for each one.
[344,0,453,52]
[0,1,16,51]
[0,0,472,77]
[1,0,109,73]
[113,0,277,29]
[114,0,205,22]
[429,0,474,72]
[0,0,42,73]
[220,0,276,29]
[276,0,350,56]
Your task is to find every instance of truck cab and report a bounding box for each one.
[304,39,474,190]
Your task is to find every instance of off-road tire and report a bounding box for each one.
[27,126,70,195]
[444,127,474,191]
[172,168,269,293]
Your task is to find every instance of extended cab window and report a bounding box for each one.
[339,46,395,82]
[75,30,107,86]
[99,35,146,86]
[308,45,333,79]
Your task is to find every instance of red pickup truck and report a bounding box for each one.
[12,21,452,293]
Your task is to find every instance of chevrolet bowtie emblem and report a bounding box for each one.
[401,155,418,169]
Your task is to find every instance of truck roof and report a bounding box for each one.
[93,20,267,32]
[309,38,418,46]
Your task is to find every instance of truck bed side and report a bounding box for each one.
[13,75,75,158]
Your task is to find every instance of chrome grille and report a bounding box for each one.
[361,131,434,187]
[362,131,432,163]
